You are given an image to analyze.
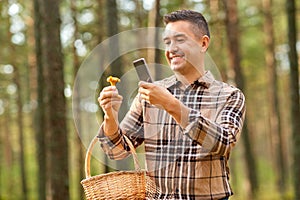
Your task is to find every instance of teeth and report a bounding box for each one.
[171,56,183,64]
[171,55,182,59]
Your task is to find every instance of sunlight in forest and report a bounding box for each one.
[0,0,299,199]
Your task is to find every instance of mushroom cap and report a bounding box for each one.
[106,76,120,86]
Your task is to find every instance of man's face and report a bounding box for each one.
[163,21,207,76]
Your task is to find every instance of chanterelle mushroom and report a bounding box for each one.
[106,76,120,86]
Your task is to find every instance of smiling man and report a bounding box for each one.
[98,10,245,200]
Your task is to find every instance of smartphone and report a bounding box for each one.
[133,58,153,83]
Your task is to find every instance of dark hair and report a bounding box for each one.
[163,10,210,38]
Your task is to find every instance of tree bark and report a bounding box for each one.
[222,0,259,197]
[286,0,300,199]
[2,101,14,196]
[14,65,28,200]
[147,0,162,80]
[39,0,70,198]
[105,0,130,172]
[33,0,47,198]
[154,0,162,80]
[262,0,287,195]
[70,0,85,199]
[209,0,228,82]
[8,9,28,198]
[105,0,123,85]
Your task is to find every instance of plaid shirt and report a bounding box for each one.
[98,71,245,199]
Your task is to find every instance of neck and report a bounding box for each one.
[175,68,205,85]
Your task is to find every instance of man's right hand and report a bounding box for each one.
[98,86,123,135]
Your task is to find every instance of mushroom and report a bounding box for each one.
[106,76,120,86]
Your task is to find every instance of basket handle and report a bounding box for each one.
[84,134,141,178]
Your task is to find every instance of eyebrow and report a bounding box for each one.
[163,32,188,41]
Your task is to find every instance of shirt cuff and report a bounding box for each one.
[183,109,202,138]
[97,124,122,148]
[188,109,201,123]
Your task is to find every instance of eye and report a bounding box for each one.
[176,38,185,43]
[164,39,171,46]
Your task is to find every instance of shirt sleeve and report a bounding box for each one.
[97,94,145,160]
[184,89,246,156]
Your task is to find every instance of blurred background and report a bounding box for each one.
[0,0,299,199]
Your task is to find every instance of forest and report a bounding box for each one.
[0,0,299,199]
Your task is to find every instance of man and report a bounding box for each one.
[98,10,245,200]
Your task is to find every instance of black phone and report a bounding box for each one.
[133,58,153,83]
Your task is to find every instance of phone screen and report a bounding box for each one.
[133,58,153,83]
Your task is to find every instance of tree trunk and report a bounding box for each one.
[0,116,1,194]
[39,0,70,198]
[14,65,28,200]
[105,0,129,172]
[262,0,287,195]
[154,0,162,80]
[2,104,14,196]
[70,0,85,199]
[33,0,47,198]
[8,11,28,198]
[209,0,228,82]
[147,0,162,80]
[105,0,123,89]
[286,0,300,199]
[222,0,259,197]
[131,0,147,61]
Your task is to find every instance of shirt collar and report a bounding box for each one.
[162,71,215,89]
[194,71,214,89]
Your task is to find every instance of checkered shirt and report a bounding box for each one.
[98,71,246,199]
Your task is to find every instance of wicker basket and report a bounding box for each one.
[81,135,158,200]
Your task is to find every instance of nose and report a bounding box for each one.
[167,41,178,53]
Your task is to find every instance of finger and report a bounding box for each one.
[138,81,152,88]
[102,86,118,93]
[100,99,123,109]
[138,87,149,96]
[101,93,123,102]
[99,86,117,99]
[99,90,119,101]
[98,96,123,107]
[104,85,117,90]
[139,93,149,102]
[99,96,123,108]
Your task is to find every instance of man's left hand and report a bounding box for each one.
[138,81,173,109]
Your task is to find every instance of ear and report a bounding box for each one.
[201,35,210,52]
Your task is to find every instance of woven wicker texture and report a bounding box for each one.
[81,135,159,200]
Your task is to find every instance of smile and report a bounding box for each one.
[170,54,185,63]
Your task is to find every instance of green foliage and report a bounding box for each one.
[0,0,298,199]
